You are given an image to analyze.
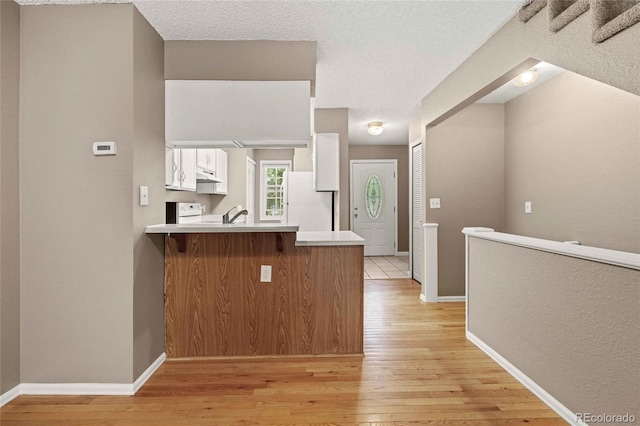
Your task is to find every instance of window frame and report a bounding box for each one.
[259,160,291,221]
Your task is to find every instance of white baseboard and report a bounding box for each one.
[133,352,166,393]
[7,352,166,400]
[466,331,585,426]
[0,384,21,407]
[419,293,427,302]
[21,382,134,396]
[395,251,409,256]
[437,296,466,302]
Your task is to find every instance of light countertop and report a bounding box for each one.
[145,222,299,233]
[146,223,365,247]
[295,231,365,246]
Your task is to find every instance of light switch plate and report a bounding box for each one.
[139,186,149,206]
[260,265,272,282]
[525,201,532,214]
[429,198,441,209]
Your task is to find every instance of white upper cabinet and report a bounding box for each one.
[165,80,311,148]
[214,149,228,194]
[166,145,180,187]
[178,148,197,191]
[196,148,216,173]
[166,146,196,192]
[313,133,339,191]
[196,149,228,195]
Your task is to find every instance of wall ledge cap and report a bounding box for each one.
[462,229,640,271]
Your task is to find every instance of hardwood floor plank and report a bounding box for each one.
[0,279,565,425]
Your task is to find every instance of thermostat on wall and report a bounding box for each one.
[93,141,117,156]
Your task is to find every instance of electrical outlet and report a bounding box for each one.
[429,198,441,209]
[260,265,272,282]
[525,201,532,214]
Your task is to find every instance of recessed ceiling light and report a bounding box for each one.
[368,122,384,136]
[512,68,538,87]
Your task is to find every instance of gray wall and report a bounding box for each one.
[315,109,349,230]
[0,0,20,394]
[349,145,410,252]
[210,148,255,216]
[504,71,640,253]
[21,4,134,384]
[420,6,640,297]
[162,39,316,215]
[164,41,316,95]
[425,104,505,296]
[409,117,421,144]
[468,237,640,419]
[132,7,165,381]
[20,4,164,384]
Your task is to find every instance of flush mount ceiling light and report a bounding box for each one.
[512,68,539,87]
[368,122,384,136]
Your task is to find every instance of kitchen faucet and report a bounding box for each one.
[223,206,248,224]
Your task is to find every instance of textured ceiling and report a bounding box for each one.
[18,0,524,145]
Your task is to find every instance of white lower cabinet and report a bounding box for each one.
[165,146,196,191]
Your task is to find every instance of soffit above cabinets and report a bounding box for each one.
[166,80,312,148]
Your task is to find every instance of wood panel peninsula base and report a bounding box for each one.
[157,229,364,358]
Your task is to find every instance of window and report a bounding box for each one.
[260,160,291,221]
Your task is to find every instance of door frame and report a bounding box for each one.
[409,138,423,282]
[246,157,256,223]
[350,159,398,256]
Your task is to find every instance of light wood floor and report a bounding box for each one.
[1,279,565,425]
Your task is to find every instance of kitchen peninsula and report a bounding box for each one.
[145,224,365,358]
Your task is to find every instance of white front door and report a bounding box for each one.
[351,161,396,256]
[246,157,256,223]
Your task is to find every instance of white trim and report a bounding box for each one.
[466,332,586,426]
[422,223,438,302]
[259,160,291,221]
[0,384,21,407]
[437,296,465,302]
[408,139,422,283]
[21,382,133,396]
[395,251,409,256]
[12,353,166,398]
[246,157,256,223]
[350,159,398,257]
[133,352,166,393]
[462,227,640,271]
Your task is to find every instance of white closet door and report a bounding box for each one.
[412,143,423,283]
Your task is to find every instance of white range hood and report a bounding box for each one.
[166,80,311,148]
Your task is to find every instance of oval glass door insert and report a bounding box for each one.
[365,174,383,220]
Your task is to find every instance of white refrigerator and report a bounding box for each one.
[283,171,333,231]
